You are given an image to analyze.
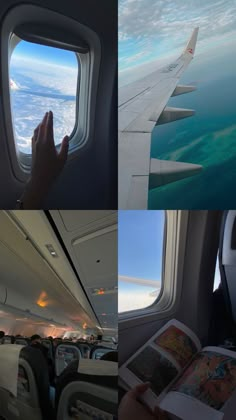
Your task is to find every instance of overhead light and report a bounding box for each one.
[36,291,53,308]
[45,244,58,258]
[91,286,117,296]
[98,289,105,295]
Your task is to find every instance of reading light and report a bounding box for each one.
[45,244,58,258]
[36,291,53,307]
[98,289,105,295]
[91,286,117,296]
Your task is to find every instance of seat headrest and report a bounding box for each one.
[3,335,15,344]
[20,346,53,419]
[78,359,118,376]
[90,345,115,359]
[15,338,28,346]
[0,344,24,396]
[55,358,118,412]
[56,343,82,359]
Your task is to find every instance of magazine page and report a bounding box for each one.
[151,319,201,369]
[119,319,201,403]
[159,346,236,420]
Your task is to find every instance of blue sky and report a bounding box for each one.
[10,40,78,153]
[118,210,165,312]
[119,210,165,280]
[118,210,220,312]
[119,0,236,84]
[14,40,78,68]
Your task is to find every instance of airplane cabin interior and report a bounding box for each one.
[0,210,118,419]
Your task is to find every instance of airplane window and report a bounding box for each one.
[118,210,165,313]
[10,38,79,156]
[213,254,221,291]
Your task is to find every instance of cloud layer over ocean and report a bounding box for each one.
[10,55,78,153]
[119,0,236,80]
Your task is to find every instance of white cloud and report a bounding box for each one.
[119,0,236,41]
[119,289,160,313]
[119,0,236,77]
[11,55,78,96]
[10,56,78,153]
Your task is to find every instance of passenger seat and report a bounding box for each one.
[55,359,118,420]
[211,210,236,348]
[90,345,115,360]
[2,335,15,344]
[0,344,54,420]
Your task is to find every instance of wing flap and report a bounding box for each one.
[172,85,196,96]
[149,158,202,189]
[155,107,195,125]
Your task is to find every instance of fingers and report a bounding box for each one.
[46,111,54,145]
[38,112,49,141]
[128,382,150,400]
[58,135,69,166]
[32,123,40,142]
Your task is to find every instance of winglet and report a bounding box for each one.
[184,27,199,56]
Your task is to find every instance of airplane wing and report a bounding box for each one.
[119,28,202,209]
[119,275,161,288]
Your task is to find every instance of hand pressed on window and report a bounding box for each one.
[119,383,168,420]
[18,111,69,209]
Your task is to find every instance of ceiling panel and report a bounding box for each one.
[50,211,118,334]
[90,294,117,314]
[72,229,117,288]
[58,210,116,233]
[0,211,102,333]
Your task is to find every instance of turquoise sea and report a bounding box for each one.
[149,43,236,209]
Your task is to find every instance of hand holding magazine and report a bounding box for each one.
[119,319,236,420]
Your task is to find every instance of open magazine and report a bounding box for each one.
[119,319,236,420]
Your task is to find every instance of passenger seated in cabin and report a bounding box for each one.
[119,383,168,420]
[30,334,55,384]
[17,111,69,209]
[30,334,50,359]
[53,337,63,347]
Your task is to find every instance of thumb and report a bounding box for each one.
[58,135,69,165]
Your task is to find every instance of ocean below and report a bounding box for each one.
[149,44,236,209]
